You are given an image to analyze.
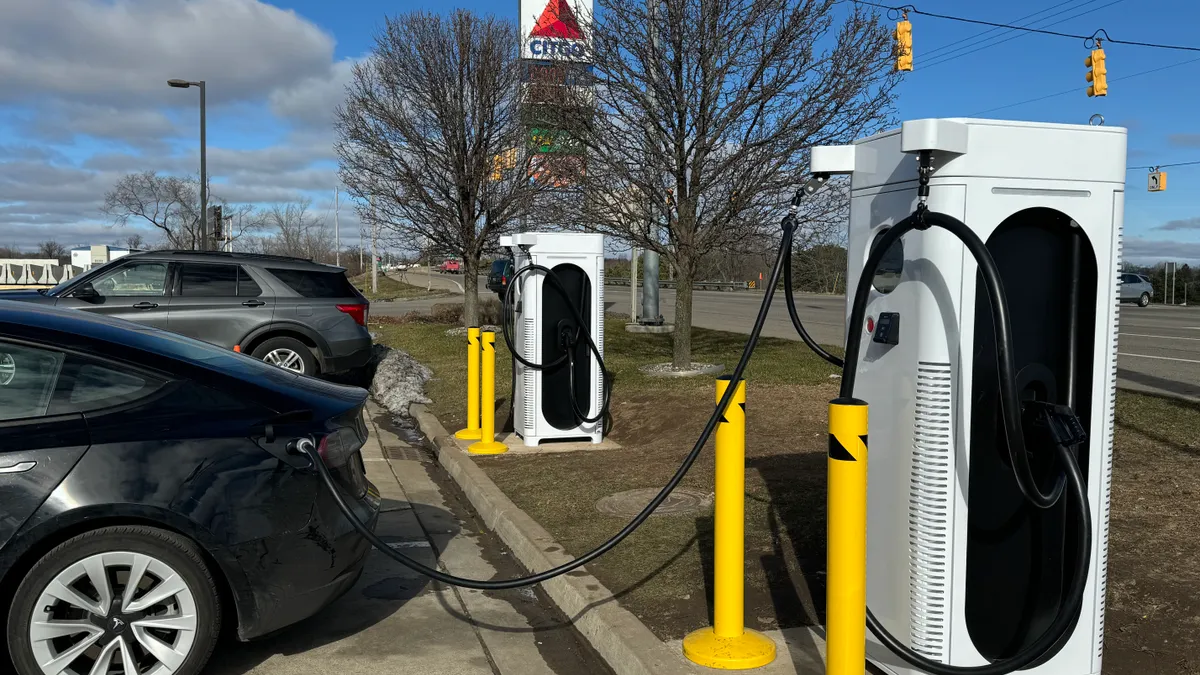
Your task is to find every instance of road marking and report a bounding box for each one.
[1119,352,1200,365]
[1122,333,1200,342]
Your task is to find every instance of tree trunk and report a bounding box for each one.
[671,255,693,368]
[462,256,479,327]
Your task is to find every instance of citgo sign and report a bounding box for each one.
[521,0,592,63]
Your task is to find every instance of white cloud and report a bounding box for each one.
[269,58,357,128]
[0,0,335,107]
[1125,236,1200,264]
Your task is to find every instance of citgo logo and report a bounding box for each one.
[529,0,587,59]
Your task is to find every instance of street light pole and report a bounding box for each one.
[168,79,208,250]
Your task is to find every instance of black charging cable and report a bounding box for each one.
[294,216,803,590]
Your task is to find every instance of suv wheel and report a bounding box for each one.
[1139,292,1151,308]
[7,526,221,675]
[252,337,317,375]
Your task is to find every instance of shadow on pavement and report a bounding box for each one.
[1117,367,1200,401]
[205,501,458,674]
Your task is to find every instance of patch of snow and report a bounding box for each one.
[371,346,432,416]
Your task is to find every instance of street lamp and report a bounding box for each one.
[168,79,207,250]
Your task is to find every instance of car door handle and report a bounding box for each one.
[242,300,266,307]
[0,461,36,474]
[132,302,159,310]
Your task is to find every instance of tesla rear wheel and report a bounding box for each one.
[1139,292,1151,307]
[8,526,221,675]
[252,336,317,375]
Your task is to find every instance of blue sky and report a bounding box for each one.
[0,0,1197,262]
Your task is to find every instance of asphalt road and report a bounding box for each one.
[375,271,1200,401]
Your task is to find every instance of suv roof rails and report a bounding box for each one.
[146,250,315,263]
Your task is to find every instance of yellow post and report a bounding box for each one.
[683,377,776,669]
[455,327,483,441]
[468,331,508,455]
[826,397,869,675]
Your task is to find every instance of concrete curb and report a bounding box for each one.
[409,402,701,675]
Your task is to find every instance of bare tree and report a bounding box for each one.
[101,171,258,250]
[258,199,336,263]
[552,0,898,366]
[336,10,547,326]
[36,240,68,261]
[123,233,146,250]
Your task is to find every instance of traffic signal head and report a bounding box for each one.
[1085,48,1107,97]
[895,19,913,72]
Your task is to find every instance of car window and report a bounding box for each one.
[0,342,65,421]
[238,267,263,297]
[1139,275,1151,284]
[491,260,507,274]
[67,362,163,410]
[91,262,168,297]
[268,268,357,298]
[179,263,238,297]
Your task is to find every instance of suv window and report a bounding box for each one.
[179,263,238,297]
[0,342,64,421]
[268,268,357,298]
[91,262,168,297]
[238,267,262,297]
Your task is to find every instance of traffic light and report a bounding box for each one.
[1085,47,1107,97]
[208,205,223,239]
[895,16,913,72]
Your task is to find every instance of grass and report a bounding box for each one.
[351,272,449,302]
[372,316,1200,673]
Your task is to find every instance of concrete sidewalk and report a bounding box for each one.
[204,402,610,675]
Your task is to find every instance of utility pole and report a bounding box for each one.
[640,0,663,325]
[335,187,340,267]
[371,199,379,294]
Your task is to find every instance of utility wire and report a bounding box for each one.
[853,1,1200,52]
[1128,160,1200,170]
[969,55,1200,115]
[921,0,1128,71]
[920,0,1083,59]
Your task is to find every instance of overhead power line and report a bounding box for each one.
[853,1,1200,52]
[969,54,1200,115]
[1128,160,1200,171]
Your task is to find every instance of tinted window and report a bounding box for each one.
[237,267,262,297]
[491,260,508,274]
[179,264,238,297]
[870,229,903,294]
[0,342,64,421]
[68,363,161,409]
[268,268,357,298]
[91,262,168,297]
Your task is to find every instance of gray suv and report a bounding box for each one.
[1119,273,1154,307]
[1,251,371,376]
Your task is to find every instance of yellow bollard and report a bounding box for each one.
[468,331,508,455]
[683,377,776,669]
[826,397,869,675]
[455,327,483,441]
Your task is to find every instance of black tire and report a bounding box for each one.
[7,525,222,675]
[252,336,318,375]
[1139,292,1151,308]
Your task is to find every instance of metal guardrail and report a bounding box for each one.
[605,277,750,291]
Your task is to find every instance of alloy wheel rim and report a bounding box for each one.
[29,551,199,675]
[0,352,14,385]
[263,348,305,373]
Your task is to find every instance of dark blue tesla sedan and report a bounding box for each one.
[0,301,380,675]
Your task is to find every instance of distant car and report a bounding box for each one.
[0,301,379,675]
[440,259,462,274]
[0,250,372,376]
[487,259,514,299]
[1119,273,1154,307]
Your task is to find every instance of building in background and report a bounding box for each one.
[71,245,135,270]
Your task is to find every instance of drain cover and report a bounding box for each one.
[384,446,434,462]
[595,488,713,518]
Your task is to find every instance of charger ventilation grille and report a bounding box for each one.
[1096,227,1123,661]
[523,315,537,433]
[908,361,954,661]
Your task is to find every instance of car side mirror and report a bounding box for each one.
[72,283,98,300]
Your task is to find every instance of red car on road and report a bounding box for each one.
[439,259,461,274]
